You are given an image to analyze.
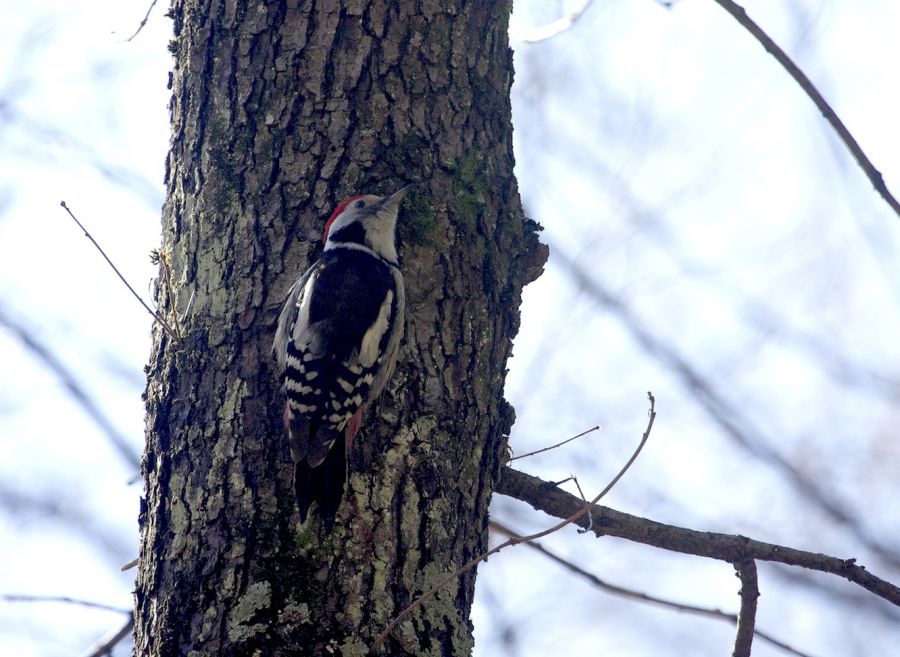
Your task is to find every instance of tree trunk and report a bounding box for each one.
[135,2,546,655]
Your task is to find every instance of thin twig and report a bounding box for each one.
[496,467,900,608]
[151,249,183,338]
[1,594,129,614]
[83,615,134,657]
[60,201,178,340]
[568,474,594,533]
[510,0,594,43]
[509,425,601,461]
[712,0,900,220]
[121,557,139,572]
[125,0,160,42]
[490,522,814,657]
[545,474,595,533]
[369,393,656,653]
[733,560,760,657]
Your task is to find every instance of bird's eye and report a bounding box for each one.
[354,200,366,209]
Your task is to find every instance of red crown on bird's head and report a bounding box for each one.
[322,195,365,243]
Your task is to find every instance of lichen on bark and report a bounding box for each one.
[136,2,547,655]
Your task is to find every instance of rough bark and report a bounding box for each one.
[135,2,546,656]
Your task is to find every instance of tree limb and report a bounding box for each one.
[496,466,900,608]
[711,0,900,220]
[732,559,759,657]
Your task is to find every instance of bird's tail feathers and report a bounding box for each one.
[294,443,347,530]
[307,426,338,468]
[286,403,312,463]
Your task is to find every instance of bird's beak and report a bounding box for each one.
[377,184,414,212]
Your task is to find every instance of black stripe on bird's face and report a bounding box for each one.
[328,221,367,247]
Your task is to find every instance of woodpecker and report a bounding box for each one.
[273,186,410,527]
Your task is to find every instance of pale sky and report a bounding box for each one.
[1,1,898,655]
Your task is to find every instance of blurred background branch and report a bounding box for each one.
[1,1,898,655]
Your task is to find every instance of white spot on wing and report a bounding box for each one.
[286,380,313,395]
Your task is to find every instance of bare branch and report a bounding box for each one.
[370,393,657,653]
[0,594,129,614]
[712,0,900,220]
[60,201,178,340]
[555,249,900,571]
[509,0,594,43]
[733,560,759,657]
[490,521,814,657]
[509,425,601,461]
[0,305,141,469]
[496,467,900,608]
[83,615,134,657]
[124,0,160,42]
